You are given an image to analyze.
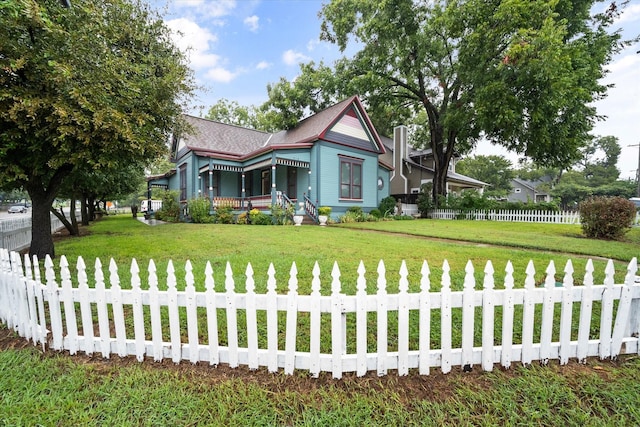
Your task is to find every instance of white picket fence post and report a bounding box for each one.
[0,251,638,378]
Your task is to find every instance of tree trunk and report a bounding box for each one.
[50,199,78,236]
[28,190,56,259]
[81,196,90,226]
[87,196,96,221]
[24,166,73,259]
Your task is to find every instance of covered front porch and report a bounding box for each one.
[193,157,319,221]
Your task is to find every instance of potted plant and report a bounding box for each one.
[293,202,305,226]
[317,206,332,226]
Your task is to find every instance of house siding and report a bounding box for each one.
[315,141,381,215]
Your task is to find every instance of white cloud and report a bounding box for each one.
[615,4,640,24]
[166,18,220,69]
[206,67,238,83]
[307,38,319,51]
[244,15,259,32]
[282,49,311,66]
[256,61,272,70]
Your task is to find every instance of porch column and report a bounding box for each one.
[208,160,214,201]
[241,172,246,209]
[307,169,312,200]
[271,164,277,206]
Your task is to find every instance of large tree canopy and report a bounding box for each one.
[263,0,622,204]
[0,0,194,257]
[320,0,621,203]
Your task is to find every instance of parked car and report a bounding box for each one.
[8,205,27,213]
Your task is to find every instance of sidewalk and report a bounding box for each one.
[136,217,165,226]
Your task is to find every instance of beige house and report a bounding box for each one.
[380,126,487,205]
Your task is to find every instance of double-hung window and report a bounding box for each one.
[339,156,363,200]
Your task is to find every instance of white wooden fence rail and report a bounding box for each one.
[428,209,640,225]
[0,249,638,378]
[0,211,82,252]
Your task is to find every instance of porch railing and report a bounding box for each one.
[212,193,298,211]
[304,194,318,223]
[276,192,296,213]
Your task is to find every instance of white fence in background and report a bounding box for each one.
[427,209,640,225]
[0,250,638,378]
[0,212,81,252]
[429,209,584,224]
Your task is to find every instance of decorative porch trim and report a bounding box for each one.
[199,164,243,173]
[276,158,310,168]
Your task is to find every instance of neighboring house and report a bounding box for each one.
[507,178,551,203]
[380,125,487,204]
[147,96,391,221]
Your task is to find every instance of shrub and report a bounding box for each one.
[188,198,213,223]
[369,208,382,218]
[579,196,636,240]
[417,184,434,216]
[339,211,360,223]
[378,197,396,217]
[155,190,180,222]
[318,206,332,216]
[215,205,234,224]
[236,212,248,224]
[249,208,272,225]
[271,203,294,225]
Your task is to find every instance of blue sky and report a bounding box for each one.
[149,0,640,180]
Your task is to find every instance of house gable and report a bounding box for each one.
[322,105,383,154]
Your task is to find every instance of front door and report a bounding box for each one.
[261,169,271,195]
[287,167,297,199]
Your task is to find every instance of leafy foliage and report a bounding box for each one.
[579,196,636,240]
[260,0,621,205]
[187,198,213,224]
[270,204,294,225]
[154,191,181,223]
[456,156,515,198]
[0,0,195,257]
[215,205,234,224]
[249,208,272,225]
[378,196,397,217]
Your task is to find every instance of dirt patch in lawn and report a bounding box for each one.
[0,326,626,406]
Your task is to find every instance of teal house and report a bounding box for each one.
[148,96,392,221]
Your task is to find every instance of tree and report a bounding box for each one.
[308,0,622,204]
[456,155,514,198]
[54,161,146,235]
[205,99,268,130]
[575,135,621,186]
[0,0,194,258]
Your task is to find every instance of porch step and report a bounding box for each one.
[300,216,317,225]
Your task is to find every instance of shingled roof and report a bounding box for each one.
[176,96,380,160]
[179,116,271,159]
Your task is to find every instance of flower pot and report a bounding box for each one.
[318,215,328,226]
[293,215,303,226]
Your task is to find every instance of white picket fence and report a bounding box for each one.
[428,209,640,225]
[0,249,638,378]
[429,209,583,224]
[0,211,82,252]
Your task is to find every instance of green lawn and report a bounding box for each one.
[50,216,639,294]
[1,215,639,425]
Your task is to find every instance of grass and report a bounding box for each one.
[1,215,639,425]
[1,342,640,425]
[49,215,638,294]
